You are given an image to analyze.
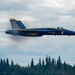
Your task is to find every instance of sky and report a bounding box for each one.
[0,0,75,66]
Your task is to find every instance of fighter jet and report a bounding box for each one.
[5,19,75,37]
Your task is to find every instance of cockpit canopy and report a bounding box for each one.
[57,27,63,30]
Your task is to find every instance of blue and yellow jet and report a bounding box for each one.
[5,19,75,37]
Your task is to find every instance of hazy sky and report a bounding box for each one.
[0,0,75,66]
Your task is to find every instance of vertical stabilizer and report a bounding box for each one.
[10,19,26,30]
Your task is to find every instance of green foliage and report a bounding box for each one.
[0,56,75,75]
[30,58,34,68]
[57,56,62,70]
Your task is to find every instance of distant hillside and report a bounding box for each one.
[0,56,75,75]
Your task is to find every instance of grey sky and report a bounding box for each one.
[0,0,75,66]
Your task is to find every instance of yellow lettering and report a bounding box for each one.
[26,33,37,36]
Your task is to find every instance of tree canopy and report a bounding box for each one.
[0,56,75,75]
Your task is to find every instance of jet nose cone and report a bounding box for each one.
[5,30,9,34]
[5,30,12,34]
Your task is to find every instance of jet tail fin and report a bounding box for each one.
[10,19,26,30]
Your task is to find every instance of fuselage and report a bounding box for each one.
[5,27,75,37]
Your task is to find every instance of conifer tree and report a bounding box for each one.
[42,59,45,67]
[11,60,14,71]
[45,55,48,66]
[48,56,51,66]
[52,59,55,65]
[63,62,67,71]
[39,58,41,67]
[57,56,62,70]
[6,58,9,66]
[30,58,34,68]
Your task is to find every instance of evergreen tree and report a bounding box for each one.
[52,58,55,66]
[3,58,6,64]
[30,58,34,68]
[48,56,51,66]
[57,56,62,70]
[0,58,3,72]
[6,58,9,66]
[0,56,75,75]
[11,60,14,66]
[11,60,14,72]
[39,58,41,67]
[45,55,48,66]
[3,58,6,71]
[42,59,45,67]
[63,62,67,71]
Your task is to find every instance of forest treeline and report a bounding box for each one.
[0,56,75,75]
